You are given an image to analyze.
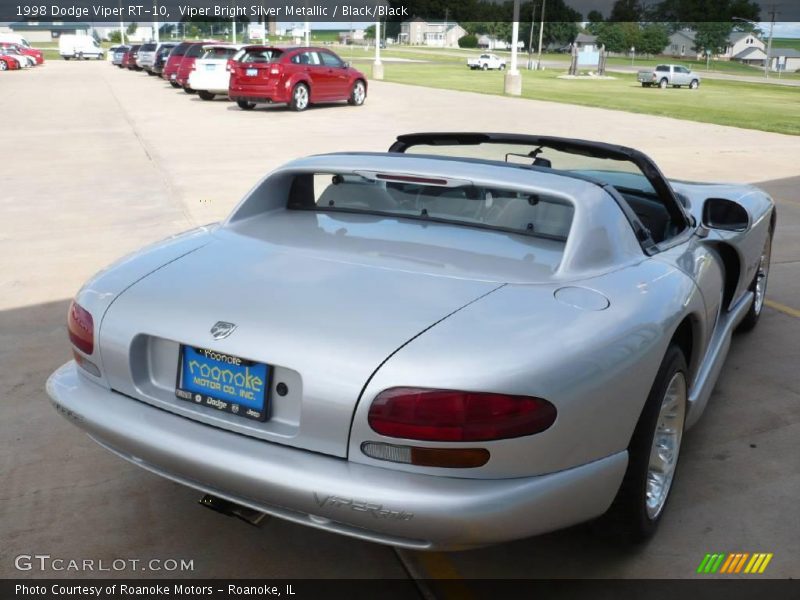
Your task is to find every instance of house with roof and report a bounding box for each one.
[399,18,467,48]
[664,30,701,58]
[721,31,765,60]
[8,21,91,41]
[768,48,800,72]
[477,34,510,50]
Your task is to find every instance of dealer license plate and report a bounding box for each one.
[175,346,271,422]
[246,68,258,76]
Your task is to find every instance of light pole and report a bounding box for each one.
[527,2,536,70]
[504,0,522,95]
[373,20,384,79]
[536,0,546,70]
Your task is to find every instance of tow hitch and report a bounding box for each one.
[199,494,270,526]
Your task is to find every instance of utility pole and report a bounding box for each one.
[504,0,522,95]
[527,2,536,69]
[764,5,776,78]
[373,19,384,80]
[536,0,546,70]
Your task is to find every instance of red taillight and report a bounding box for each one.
[67,300,94,354]
[269,64,282,76]
[368,388,556,442]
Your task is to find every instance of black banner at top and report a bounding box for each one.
[1,0,800,23]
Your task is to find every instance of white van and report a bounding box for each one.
[59,35,104,60]
[0,33,32,48]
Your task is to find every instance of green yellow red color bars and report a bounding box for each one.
[697,553,773,574]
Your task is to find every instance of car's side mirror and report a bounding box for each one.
[343,62,350,69]
[702,197,749,232]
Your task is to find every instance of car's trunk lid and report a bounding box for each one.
[99,216,511,457]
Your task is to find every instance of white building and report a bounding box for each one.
[399,18,467,48]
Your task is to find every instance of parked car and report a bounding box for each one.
[135,42,158,73]
[0,51,22,71]
[0,42,43,65]
[0,33,33,48]
[151,42,179,77]
[638,64,700,89]
[187,44,243,101]
[123,45,142,70]
[162,41,193,87]
[47,132,774,550]
[175,42,208,93]
[228,46,367,111]
[111,45,130,67]
[467,53,507,70]
[0,46,32,68]
[59,34,104,60]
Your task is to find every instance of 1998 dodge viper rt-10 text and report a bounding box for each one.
[48,133,775,550]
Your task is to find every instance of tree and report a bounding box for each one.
[458,34,478,48]
[595,22,640,53]
[609,0,643,22]
[587,10,604,24]
[693,22,734,55]
[126,22,137,36]
[107,30,122,43]
[638,23,669,56]
[364,25,376,39]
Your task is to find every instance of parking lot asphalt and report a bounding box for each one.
[1,61,798,583]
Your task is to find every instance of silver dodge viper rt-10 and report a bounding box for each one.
[48,133,775,550]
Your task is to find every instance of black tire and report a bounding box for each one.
[602,344,688,541]
[499,64,506,70]
[737,229,773,332]
[236,99,255,110]
[78,52,84,60]
[347,80,366,106]
[198,90,215,101]
[0,60,7,71]
[482,63,488,71]
[641,82,649,87]
[289,82,309,112]
[64,56,71,61]
[146,70,155,76]
[659,78,668,89]
[183,86,196,94]
[690,79,699,90]
[169,81,180,88]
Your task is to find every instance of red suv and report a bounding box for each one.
[161,41,191,87]
[229,46,367,112]
[175,42,207,93]
[123,45,141,70]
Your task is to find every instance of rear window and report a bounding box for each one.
[201,47,239,60]
[185,44,205,58]
[656,65,670,72]
[287,173,574,241]
[170,43,191,57]
[240,48,283,63]
[140,43,156,51]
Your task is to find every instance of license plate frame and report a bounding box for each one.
[175,345,272,422]
[246,68,258,76]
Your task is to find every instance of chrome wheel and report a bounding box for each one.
[753,240,771,316]
[293,84,309,111]
[645,372,686,520]
[352,81,366,105]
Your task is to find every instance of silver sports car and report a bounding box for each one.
[48,133,775,550]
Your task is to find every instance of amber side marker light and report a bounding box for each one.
[361,442,490,468]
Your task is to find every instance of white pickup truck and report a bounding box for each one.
[467,53,506,71]
[637,64,700,89]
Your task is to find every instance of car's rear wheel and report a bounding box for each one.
[690,79,699,89]
[183,86,196,94]
[169,80,180,88]
[236,99,255,110]
[603,344,688,541]
[347,80,366,106]
[737,229,772,332]
[659,78,668,89]
[0,60,7,71]
[147,70,155,76]
[499,64,506,70]
[482,63,488,71]
[198,90,215,101]
[290,83,309,111]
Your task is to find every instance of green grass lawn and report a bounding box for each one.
[772,38,800,51]
[365,62,800,135]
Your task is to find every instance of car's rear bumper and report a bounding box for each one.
[47,361,627,550]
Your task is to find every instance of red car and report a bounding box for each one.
[0,52,22,71]
[123,45,141,70]
[161,41,192,87]
[174,42,207,93]
[0,42,43,65]
[229,46,367,112]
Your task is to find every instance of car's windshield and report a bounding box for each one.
[404,141,657,196]
[288,172,574,241]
